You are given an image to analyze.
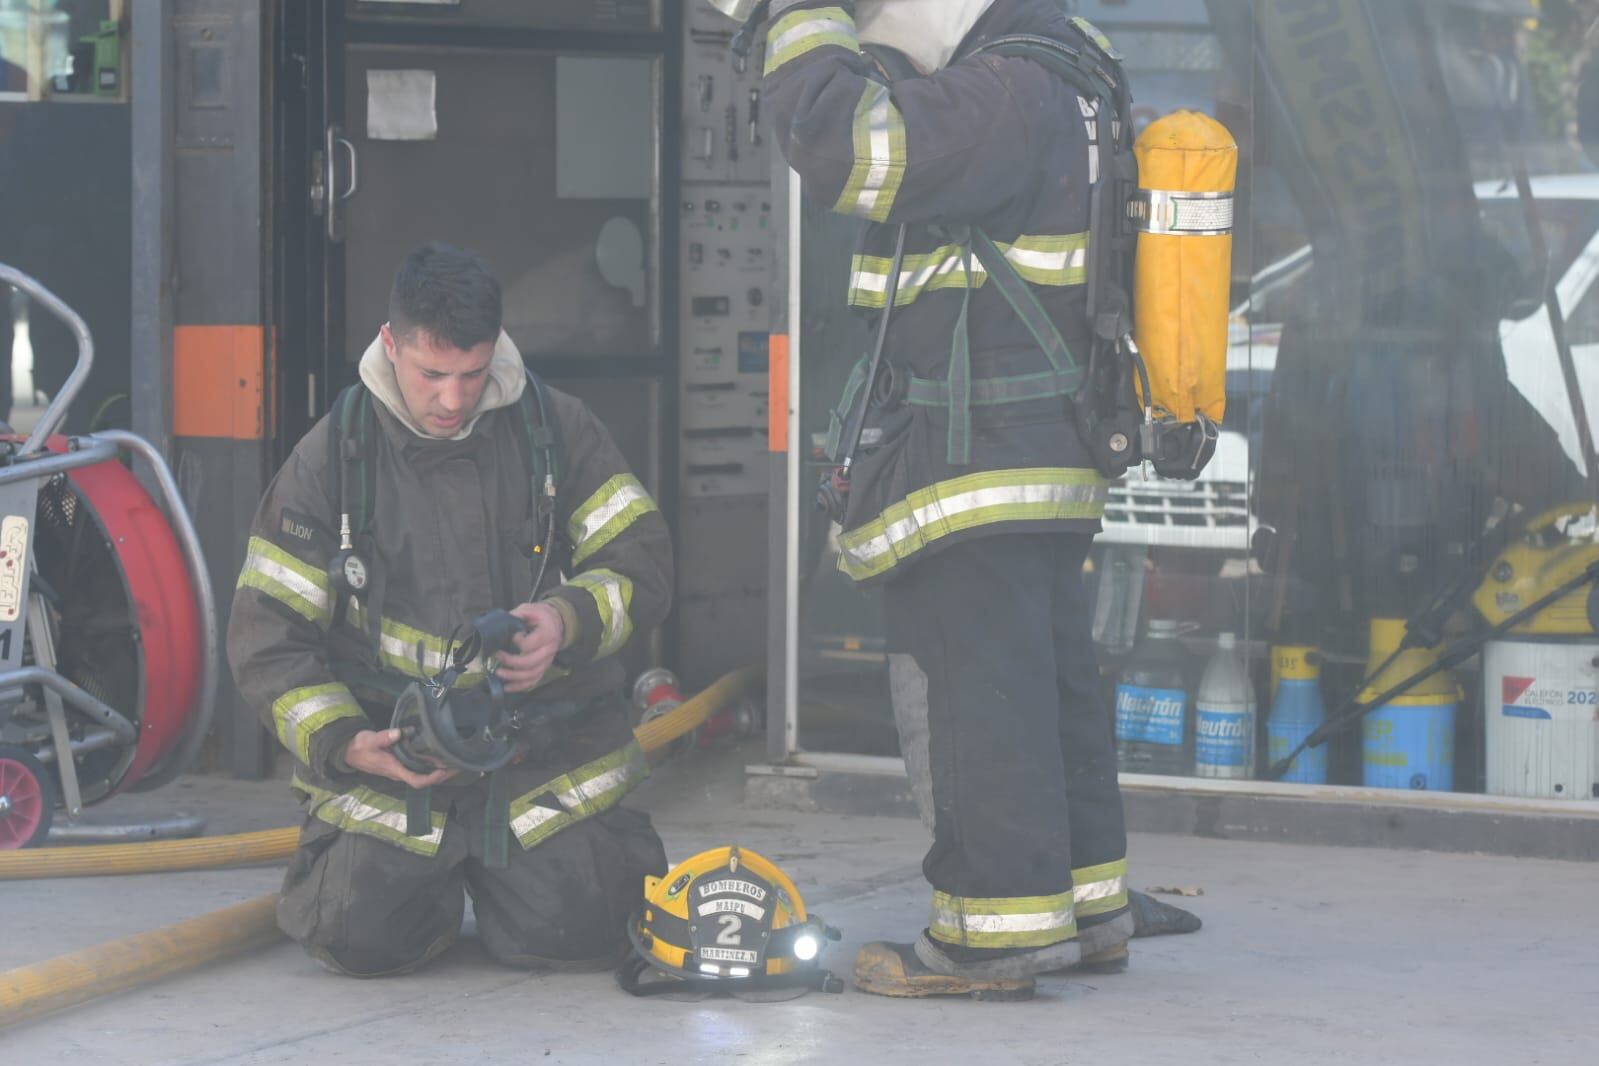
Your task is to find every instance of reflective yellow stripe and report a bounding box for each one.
[1073,858,1129,918]
[344,602,568,689]
[568,474,659,569]
[566,569,634,658]
[507,739,648,850]
[848,233,1089,309]
[291,774,445,857]
[837,469,1109,581]
[238,536,331,625]
[929,890,1077,949]
[764,5,858,75]
[376,614,483,683]
[271,683,365,766]
[834,80,906,222]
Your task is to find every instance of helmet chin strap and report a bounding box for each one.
[856,0,999,73]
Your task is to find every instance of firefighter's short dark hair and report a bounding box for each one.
[388,241,502,351]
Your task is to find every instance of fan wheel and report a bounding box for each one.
[25,473,144,803]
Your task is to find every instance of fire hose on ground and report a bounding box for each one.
[0,665,762,1028]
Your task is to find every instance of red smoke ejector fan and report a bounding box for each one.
[0,265,216,849]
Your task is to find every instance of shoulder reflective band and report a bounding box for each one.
[1129,190,1234,236]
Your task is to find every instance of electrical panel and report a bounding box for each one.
[682,8,771,187]
[679,8,774,499]
[679,190,773,497]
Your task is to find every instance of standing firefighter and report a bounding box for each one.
[228,243,670,977]
[729,0,1199,997]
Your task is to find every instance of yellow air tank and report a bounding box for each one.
[1131,111,1238,434]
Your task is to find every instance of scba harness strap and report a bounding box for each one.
[834,19,1148,479]
[324,367,565,657]
[320,371,568,868]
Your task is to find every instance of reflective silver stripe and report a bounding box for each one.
[568,570,633,657]
[840,475,1108,578]
[555,762,634,809]
[1004,242,1086,274]
[576,480,650,545]
[848,236,1087,308]
[508,763,635,840]
[509,803,562,840]
[931,904,1075,936]
[378,626,450,675]
[323,790,444,847]
[1075,873,1126,904]
[1133,190,1235,236]
[343,602,487,683]
[834,81,906,222]
[249,554,329,610]
[764,6,858,75]
[768,14,853,60]
[239,537,332,624]
[378,621,485,679]
[568,475,658,568]
[929,890,1077,948]
[508,740,649,847]
[851,250,973,297]
[599,580,627,653]
[858,86,896,217]
[292,775,446,856]
[274,684,362,764]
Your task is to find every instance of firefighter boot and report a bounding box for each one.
[853,941,1036,1001]
[1130,889,1202,937]
[1073,910,1137,974]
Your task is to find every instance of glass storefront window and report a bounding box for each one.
[0,1,122,102]
[786,0,1599,803]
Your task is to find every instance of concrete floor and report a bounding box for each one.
[4,742,1596,1065]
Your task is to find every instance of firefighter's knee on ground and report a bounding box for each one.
[302,932,457,979]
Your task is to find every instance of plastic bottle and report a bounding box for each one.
[1266,645,1327,784]
[1194,632,1257,779]
[1115,619,1194,775]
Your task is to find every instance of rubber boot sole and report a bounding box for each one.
[854,941,1035,1001]
[1044,912,1135,976]
[1075,943,1129,974]
[915,932,1081,981]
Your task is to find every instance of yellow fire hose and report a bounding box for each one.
[0,896,283,1028]
[0,666,761,1027]
[0,826,301,881]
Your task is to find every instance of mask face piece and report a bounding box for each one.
[856,0,999,72]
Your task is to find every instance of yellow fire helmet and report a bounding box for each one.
[618,845,843,997]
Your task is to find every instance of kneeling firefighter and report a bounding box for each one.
[229,243,672,977]
[709,0,1222,996]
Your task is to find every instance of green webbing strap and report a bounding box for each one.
[825,357,871,461]
[405,786,432,838]
[970,228,1082,383]
[946,245,975,465]
[334,384,376,537]
[483,768,510,870]
[906,368,1083,407]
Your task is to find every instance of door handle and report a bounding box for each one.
[324,124,358,242]
[334,134,359,200]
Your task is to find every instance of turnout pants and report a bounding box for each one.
[884,532,1129,953]
[277,700,667,978]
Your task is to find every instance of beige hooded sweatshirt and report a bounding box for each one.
[357,328,528,440]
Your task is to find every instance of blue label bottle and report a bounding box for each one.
[1266,645,1326,784]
